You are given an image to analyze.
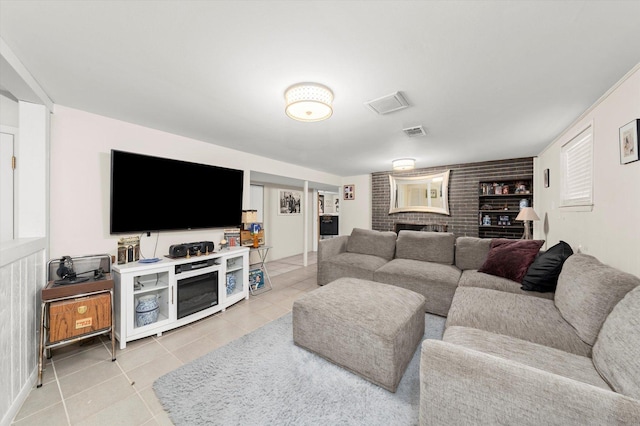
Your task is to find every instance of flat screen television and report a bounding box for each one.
[110,150,244,234]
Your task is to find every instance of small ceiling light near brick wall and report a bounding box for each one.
[392,158,415,171]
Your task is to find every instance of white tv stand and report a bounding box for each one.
[112,247,249,349]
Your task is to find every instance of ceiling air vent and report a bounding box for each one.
[403,125,427,137]
[365,91,409,114]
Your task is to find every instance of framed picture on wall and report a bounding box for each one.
[343,184,355,200]
[278,189,302,215]
[620,119,639,164]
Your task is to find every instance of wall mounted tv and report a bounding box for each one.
[110,150,244,234]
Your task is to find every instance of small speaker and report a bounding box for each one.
[199,241,214,253]
[169,244,187,258]
[186,241,215,255]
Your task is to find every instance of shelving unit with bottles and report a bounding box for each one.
[478,178,533,239]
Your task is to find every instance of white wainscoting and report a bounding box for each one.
[0,245,47,426]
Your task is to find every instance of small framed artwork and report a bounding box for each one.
[543,168,550,188]
[430,189,437,198]
[619,119,639,164]
[278,189,302,215]
[343,184,355,200]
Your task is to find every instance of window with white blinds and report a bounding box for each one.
[560,125,593,207]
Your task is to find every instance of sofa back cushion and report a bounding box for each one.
[455,237,492,270]
[395,231,455,264]
[555,254,640,346]
[592,285,640,400]
[346,228,397,261]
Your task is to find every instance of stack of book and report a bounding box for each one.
[223,228,241,247]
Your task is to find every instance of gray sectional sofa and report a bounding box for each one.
[318,228,640,424]
[422,254,640,425]
[318,228,551,316]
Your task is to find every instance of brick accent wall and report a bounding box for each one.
[372,157,533,237]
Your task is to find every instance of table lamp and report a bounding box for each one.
[241,210,260,247]
[515,207,540,240]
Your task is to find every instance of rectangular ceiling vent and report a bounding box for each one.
[365,91,409,114]
[403,125,427,137]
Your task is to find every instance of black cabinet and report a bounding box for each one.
[320,215,339,236]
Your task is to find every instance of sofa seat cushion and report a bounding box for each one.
[458,270,554,300]
[318,252,389,285]
[555,254,640,346]
[446,287,592,356]
[395,231,455,264]
[374,259,461,316]
[444,326,610,390]
[593,286,640,400]
[346,228,397,260]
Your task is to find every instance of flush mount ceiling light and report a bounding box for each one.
[284,83,333,122]
[392,158,416,171]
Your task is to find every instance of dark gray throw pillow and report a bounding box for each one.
[521,240,573,292]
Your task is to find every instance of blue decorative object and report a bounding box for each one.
[250,223,261,234]
[136,294,159,327]
[519,198,529,210]
[226,273,237,295]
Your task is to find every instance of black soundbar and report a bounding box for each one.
[168,241,215,258]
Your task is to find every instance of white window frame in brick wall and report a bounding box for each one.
[560,124,593,209]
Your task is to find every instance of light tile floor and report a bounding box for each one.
[13,253,318,426]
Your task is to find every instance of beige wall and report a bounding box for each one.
[0,94,18,126]
[339,174,372,234]
[49,105,340,260]
[534,64,640,277]
[262,184,314,261]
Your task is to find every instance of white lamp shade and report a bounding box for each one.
[241,210,258,223]
[285,83,333,122]
[392,158,415,171]
[516,207,540,221]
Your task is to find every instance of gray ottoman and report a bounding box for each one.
[292,277,426,392]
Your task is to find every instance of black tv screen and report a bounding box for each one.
[110,150,244,234]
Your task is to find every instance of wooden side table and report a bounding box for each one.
[37,276,116,387]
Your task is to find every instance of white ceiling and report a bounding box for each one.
[1,1,639,176]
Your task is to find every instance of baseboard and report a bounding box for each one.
[1,367,37,426]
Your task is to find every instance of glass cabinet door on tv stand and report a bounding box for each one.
[224,254,248,306]
[125,267,173,339]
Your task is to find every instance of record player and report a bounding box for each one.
[44,254,113,299]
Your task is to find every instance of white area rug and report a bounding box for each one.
[154,312,446,425]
